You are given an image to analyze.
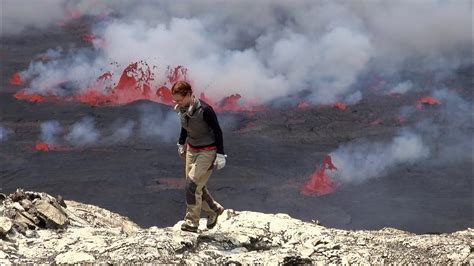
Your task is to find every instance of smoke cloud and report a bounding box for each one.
[329,88,472,183]
[106,119,136,143]
[330,130,430,183]
[40,120,63,144]
[1,0,67,35]
[65,117,99,146]
[10,0,471,106]
[0,125,11,142]
[138,104,180,142]
[390,81,413,94]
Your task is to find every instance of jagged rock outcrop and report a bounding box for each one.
[0,190,472,264]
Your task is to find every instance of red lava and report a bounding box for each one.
[35,143,73,152]
[297,101,309,109]
[300,155,339,196]
[82,34,97,43]
[333,102,347,110]
[35,143,50,152]
[13,62,265,112]
[9,73,22,86]
[416,96,440,110]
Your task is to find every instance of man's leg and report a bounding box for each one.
[202,186,222,214]
[183,150,216,228]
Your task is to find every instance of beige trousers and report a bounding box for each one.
[184,148,222,226]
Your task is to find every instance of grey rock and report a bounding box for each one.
[55,251,95,264]
[1,190,472,264]
[34,199,68,228]
[0,217,13,235]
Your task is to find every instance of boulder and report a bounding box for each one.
[0,217,12,235]
[34,199,68,228]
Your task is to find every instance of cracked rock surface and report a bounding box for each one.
[0,190,472,264]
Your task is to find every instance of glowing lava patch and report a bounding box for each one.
[416,96,440,110]
[333,102,347,110]
[9,73,22,86]
[34,142,76,152]
[300,155,339,196]
[14,62,264,112]
[297,101,309,109]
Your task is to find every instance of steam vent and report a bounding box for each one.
[1,1,472,264]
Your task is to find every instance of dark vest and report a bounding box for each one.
[177,100,216,147]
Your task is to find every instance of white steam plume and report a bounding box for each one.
[0,124,12,142]
[330,130,430,183]
[40,120,63,144]
[11,1,472,106]
[1,0,67,35]
[65,117,99,146]
[138,104,180,142]
[421,89,473,163]
[108,119,136,143]
[390,81,413,94]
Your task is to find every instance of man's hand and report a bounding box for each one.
[177,143,186,159]
[214,154,227,170]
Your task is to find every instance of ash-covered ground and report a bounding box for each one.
[1,20,472,234]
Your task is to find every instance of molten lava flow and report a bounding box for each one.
[35,142,73,152]
[300,155,339,196]
[416,96,440,110]
[82,34,97,44]
[156,86,173,105]
[73,88,111,106]
[333,102,347,110]
[297,101,309,109]
[221,94,242,111]
[35,143,50,152]
[9,73,22,86]
[97,71,112,81]
[199,92,218,107]
[13,61,263,111]
[14,91,46,103]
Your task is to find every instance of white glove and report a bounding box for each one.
[214,154,227,170]
[177,143,186,158]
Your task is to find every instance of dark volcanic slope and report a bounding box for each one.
[1,22,472,234]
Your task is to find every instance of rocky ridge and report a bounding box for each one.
[0,189,472,264]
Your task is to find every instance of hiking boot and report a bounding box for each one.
[181,222,198,233]
[206,206,225,229]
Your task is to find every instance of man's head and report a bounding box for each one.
[171,81,193,107]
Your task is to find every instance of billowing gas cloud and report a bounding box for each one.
[12,0,472,106]
[40,120,63,144]
[330,130,430,183]
[138,104,180,142]
[38,109,179,147]
[417,89,473,164]
[328,88,473,184]
[107,119,136,143]
[0,124,12,142]
[65,117,100,146]
[1,0,67,35]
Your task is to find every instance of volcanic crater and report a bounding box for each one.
[1,19,472,234]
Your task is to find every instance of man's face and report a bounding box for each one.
[172,93,192,108]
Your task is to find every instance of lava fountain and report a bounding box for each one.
[300,155,339,196]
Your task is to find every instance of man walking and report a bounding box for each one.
[171,81,226,232]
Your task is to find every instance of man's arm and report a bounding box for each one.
[203,106,224,154]
[178,127,188,145]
